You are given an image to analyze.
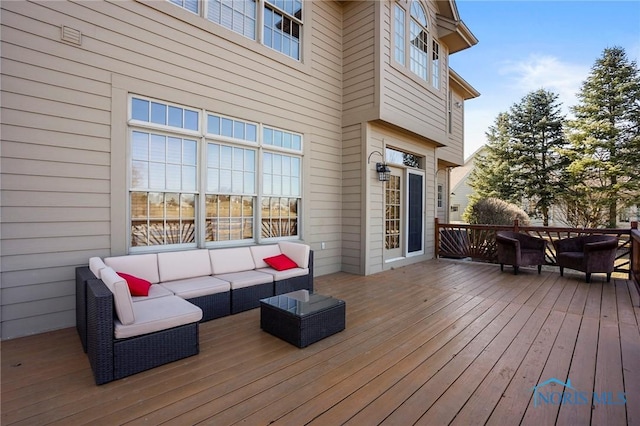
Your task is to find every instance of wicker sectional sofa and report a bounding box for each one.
[76,242,313,385]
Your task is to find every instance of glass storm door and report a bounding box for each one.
[385,169,403,260]
[385,167,424,261]
[407,169,424,255]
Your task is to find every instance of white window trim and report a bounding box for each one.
[127,94,304,251]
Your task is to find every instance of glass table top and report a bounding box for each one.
[260,290,343,316]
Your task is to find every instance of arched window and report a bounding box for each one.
[409,1,429,81]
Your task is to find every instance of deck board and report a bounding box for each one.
[1,259,638,426]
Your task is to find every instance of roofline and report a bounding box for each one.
[449,68,480,99]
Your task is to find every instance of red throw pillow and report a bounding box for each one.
[117,272,151,296]
[263,254,298,271]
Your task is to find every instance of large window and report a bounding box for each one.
[409,1,429,81]
[128,96,303,250]
[169,0,302,60]
[393,1,442,90]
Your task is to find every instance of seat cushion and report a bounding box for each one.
[160,276,231,299]
[256,267,309,281]
[104,254,160,284]
[132,284,174,302]
[157,249,212,282]
[114,296,202,339]
[215,270,273,290]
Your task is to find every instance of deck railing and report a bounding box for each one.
[435,218,637,278]
[631,223,640,293]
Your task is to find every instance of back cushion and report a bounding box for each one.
[100,268,135,325]
[157,249,212,282]
[250,245,282,269]
[210,247,256,274]
[104,254,160,284]
[89,257,107,279]
[278,242,310,268]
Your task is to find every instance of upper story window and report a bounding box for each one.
[168,0,302,60]
[409,1,429,81]
[207,0,257,39]
[393,1,442,90]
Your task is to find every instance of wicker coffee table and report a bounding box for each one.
[260,290,345,348]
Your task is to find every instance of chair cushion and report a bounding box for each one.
[250,245,282,269]
[117,272,151,296]
[100,268,135,326]
[104,254,160,284]
[160,276,231,299]
[89,257,107,279]
[278,242,310,268]
[132,284,174,302]
[157,249,212,282]
[114,296,202,339]
[256,267,309,281]
[263,254,298,271]
[215,270,273,290]
[209,247,256,275]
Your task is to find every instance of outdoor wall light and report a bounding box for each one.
[368,150,391,182]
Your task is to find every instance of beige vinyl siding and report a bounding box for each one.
[342,0,377,126]
[379,1,448,145]
[0,0,344,339]
[341,123,365,274]
[367,123,436,274]
[439,89,465,165]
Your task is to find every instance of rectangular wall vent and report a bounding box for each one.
[61,26,82,45]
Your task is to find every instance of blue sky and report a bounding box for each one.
[448,1,640,159]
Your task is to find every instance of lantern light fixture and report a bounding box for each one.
[367,150,391,182]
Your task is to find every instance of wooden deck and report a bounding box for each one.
[2,259,640,425]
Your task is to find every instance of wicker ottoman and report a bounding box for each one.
[260,290,345,348]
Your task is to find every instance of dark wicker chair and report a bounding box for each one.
[496,231,547,275]
[556,235,618,283]
[85,278,200,385]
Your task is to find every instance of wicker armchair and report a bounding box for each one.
[496,231,547,275]
[556,235,618,283]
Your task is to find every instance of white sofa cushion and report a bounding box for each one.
[256,267,309,281]
[209,247,256,275]
[157,249,212,282]
[114,296,202,339]
[249,245,282,269]
[100,268,135,326]
[132,284,174,302]
[89,257,107,279]
[278,242,310,268]
[104,254,160,284]
[215,270,273,290]
[160,276,231,299]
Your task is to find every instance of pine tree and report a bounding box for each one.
[467,112,522,205]
[564,47,640,228]
[468,91,567,226]
[508,89,568,226]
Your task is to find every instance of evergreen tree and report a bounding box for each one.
[468,91,567,225]
[467,113,521,204]
[509,89,568,226]
[564,47,640,228]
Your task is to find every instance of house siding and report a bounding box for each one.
[379,1,448,146]
[0,0,344,338]
[0,0,477,339]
